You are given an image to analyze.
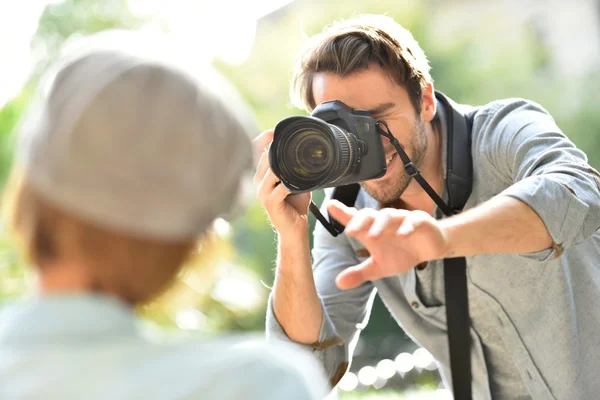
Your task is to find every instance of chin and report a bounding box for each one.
[362,173,410,204]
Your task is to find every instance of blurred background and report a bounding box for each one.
[1,0,599,399]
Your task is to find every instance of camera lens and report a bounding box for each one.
[270,117,358,192]
[293,131,331,174]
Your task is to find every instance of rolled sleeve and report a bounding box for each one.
[477,99,600,255]
[501,174,590,254]
[265,293,348,386]
[265,191,376,387]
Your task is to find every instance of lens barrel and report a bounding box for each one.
[270,116,359,192]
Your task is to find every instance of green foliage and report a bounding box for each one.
[0,90,31,185]
[339,388,439,399]
[0,235,30,305]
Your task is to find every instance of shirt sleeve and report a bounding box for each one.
[265,189,377,387]
[476,99,600,259]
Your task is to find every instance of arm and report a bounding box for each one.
[470,99,600,255]
[253,129,322,344]
[253,130,375,385]
[442,100,600,258]
[271,228,323,344]
[438,195,553,258]
[326,100,600,290]
[266,194,376,386]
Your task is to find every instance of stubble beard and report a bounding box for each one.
[362,119,428,204]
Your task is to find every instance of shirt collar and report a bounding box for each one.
[0,293,139,347]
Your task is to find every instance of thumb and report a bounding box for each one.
[336,257,378,290]
[326,200,356,227]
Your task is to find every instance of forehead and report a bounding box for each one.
[311,65,410,111]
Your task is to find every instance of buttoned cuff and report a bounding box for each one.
[500,175,589,255]
[265,294,348,386]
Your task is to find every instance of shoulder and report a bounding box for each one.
[171,336,330,400]
[468,97,562,160]
[472,97,558,135]
[245,338,329,389]
[475,97,553,117]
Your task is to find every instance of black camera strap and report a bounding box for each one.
[309,184,361,236]
[376,120,454,216]
[311,91,476,399]
[437,92,475,400]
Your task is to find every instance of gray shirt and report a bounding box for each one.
[266,97,600,400]
[0,293,329,400]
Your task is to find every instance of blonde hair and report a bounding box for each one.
[3,169,196,304]
[291,15,432,113]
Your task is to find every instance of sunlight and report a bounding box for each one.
[127,0,294,66]
[0,0,56,108]
[0,0,294,108]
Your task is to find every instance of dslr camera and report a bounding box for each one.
[269,101,387,193]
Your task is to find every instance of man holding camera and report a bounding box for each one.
[254,14,600,400]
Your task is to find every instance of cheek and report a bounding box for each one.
[382,120,412,144]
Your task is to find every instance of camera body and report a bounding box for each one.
[269,100,387,193]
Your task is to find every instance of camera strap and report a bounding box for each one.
[437,91,476,400]
[313,91,476,399]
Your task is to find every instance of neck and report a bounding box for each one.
[37,268,137,305]
[396,120,444,214]
[37,264,94,294]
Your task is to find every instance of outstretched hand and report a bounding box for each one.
[327,200,451,290]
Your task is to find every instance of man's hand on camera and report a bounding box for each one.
[253,129,312,237]
[327,200,451,290]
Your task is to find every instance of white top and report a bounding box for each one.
[0,293,329,400]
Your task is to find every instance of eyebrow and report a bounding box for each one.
[364,102,396,115]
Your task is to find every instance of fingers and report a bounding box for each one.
[256,167,293,211]
[268,179,292,208]
[253,150,270,186]
[397,217,416,236]
[328,202,426,244]
[253,129,279,204]
[326,200,357,226]
[252,129,274,161]
[336,257,378,290]
[327,201,378,234]
[256,168,280,203]
[346,209,378,235]
[396,210,428,236]
[328,203,408,239]
[367,209,395,238]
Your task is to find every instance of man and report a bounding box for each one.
[0,32,328,400]
[255,14,600,400]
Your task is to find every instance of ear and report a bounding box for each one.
[420,82,436,123]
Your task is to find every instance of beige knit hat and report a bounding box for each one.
[15,30,255,240]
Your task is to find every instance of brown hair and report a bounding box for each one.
[291,15,432,113]
[2,169,196,304]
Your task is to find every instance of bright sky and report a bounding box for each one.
[0,0,294,109]
[0,0,59,108]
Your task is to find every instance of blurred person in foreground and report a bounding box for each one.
[0,31,328,400]
[255,14,600,400]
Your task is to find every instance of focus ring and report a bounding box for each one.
[329,124,356,184]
